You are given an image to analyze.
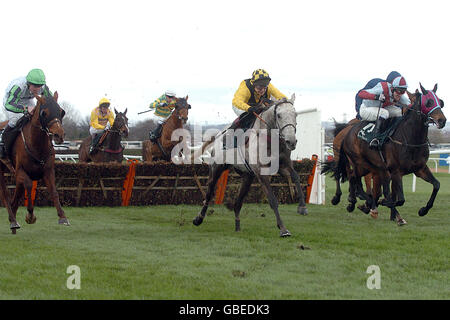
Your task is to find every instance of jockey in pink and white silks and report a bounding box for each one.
[357,76,411,147]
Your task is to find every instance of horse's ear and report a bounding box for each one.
[34,93,46,106]
[406,90,415,103]
[124,108,127,115]
[433,83,438,93]
[185,95,188,101]
[114,107,118,114]
[53,91,58,102]
[290,93,296,103]
[420,82,428,95]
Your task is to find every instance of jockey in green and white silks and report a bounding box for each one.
[3,69,51,127]
[148,90,177,142]
[1,69,52,159]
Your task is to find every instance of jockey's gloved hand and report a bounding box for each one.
[105,123,111,130]
[374,93,385,102]
[248,106,263,114]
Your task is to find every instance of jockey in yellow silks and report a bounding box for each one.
[89,97,115,154]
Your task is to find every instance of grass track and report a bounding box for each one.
[0,173,449,299]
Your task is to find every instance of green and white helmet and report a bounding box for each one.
[26,68,46,85]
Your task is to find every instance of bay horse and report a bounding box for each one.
[78,108,129,163]
[192,95,308,237]
[323,84,446,225]
[0,92,69,233]
[142,97,190,162]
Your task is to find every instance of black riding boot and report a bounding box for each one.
[89,134,101,155]
[0,125,19,159]
[149,123,163,142]
[369,118,386,148]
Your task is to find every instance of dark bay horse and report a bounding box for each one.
[192,95,307,237]
[78,108,129,163]
[323,84,446,225]
[142,97,190,162]
[0,92,69,233]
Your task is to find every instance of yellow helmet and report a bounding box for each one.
[251,69,271,86]
[98,97,111,108]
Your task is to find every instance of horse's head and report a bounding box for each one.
[113,108,129,138]
[174,96,190,124]
[417,83,446,129]
[34,91,65,144]
[269,94,297,151]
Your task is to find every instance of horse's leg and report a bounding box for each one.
[193,164,229,227]
[414,165,440,217]
[42,169,70,225]
[233,173,254,232]
[20,173,37,224]
[386,173,406,225]
[280,166,307,215]
[331,178,342,205]
[347,180,357,212]
[256,174,290,237]
[0,172,20,232]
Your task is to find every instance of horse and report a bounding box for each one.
[78,108,129,163]
[0,92,69,234]
[142,97,190,162]
[323,84,446,225]
[192,94,308,237]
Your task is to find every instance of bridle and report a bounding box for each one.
[174,100,190,122]
[272,100,296,140]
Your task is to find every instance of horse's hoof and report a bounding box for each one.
[346,204,355,212]
[357,204,370,214]
[58,218,70,226]
[331,196,340,205]
[369,209,378,219]
[280,230,291,237]
[10,222,21,230]
[25,215,37,224]
[418,207,428,217]
[193,217,203,226]
[298,207,308,215]
[397,219,407,226]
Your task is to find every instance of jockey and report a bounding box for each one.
[357,75,411,147]
[89,97,115,154]
[0,68,52,160]
[231,69,286,130]
[148,90,177,142]
[355,71,403,120]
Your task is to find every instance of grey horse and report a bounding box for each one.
[193,94,308,237]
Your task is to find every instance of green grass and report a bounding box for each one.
[0,173,449,300]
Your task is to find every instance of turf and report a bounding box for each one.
[0,173,449,300]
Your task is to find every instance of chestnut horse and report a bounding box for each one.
[0,92,69,234]
[78,108,129,163]
[323,84,446,225]
[142,97,190,162]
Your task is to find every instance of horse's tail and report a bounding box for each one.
[321,141,349,183]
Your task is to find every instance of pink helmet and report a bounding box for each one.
[392,76,408,89]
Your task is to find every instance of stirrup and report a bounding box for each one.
[369,138,380,148]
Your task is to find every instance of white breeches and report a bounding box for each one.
[359,104,402,121]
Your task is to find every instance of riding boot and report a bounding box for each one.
[149,123,163,142]
[0,125,19,159]
[89,134,101,155]
[369,118,385,148]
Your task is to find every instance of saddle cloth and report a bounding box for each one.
[357,117,403,147]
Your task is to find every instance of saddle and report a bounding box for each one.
[357,117,403,147]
